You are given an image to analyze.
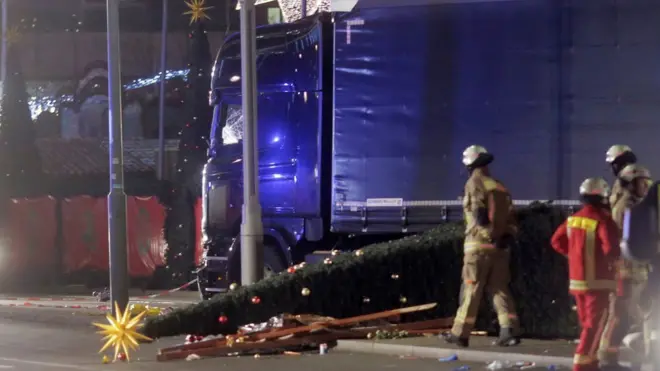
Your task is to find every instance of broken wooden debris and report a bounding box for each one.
[157,302,453,362]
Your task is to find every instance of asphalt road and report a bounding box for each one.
[0,305,490,371]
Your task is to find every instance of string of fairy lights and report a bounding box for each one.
[23,68,189,120]
[17,0,327,121]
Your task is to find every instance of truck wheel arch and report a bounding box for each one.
[230,220,294,267]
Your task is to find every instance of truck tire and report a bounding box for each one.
[262,243,287,278]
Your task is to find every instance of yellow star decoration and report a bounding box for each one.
[183,0,213,25]
[93,302,152,362]
[5,26,20,47]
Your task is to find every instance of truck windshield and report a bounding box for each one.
[216,103,243,146]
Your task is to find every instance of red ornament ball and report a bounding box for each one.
[117,352,127,361]
[185,334,196,343]
[287,267,296,273]
[218,315,228,324]
[251,296,261,304]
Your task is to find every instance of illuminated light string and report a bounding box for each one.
[235,0,331,23]
[19,69,189,120]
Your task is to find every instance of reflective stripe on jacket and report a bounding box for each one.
[550,205,620,294]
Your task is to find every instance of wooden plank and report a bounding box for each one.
[160,323,305,355]
[351,317,453,333]
[157,332,343,361]
[158,303,437,357]
[251,303,437,341]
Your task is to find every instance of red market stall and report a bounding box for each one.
[4,197,57,277]
[62,196,167,277]
[126,196,167,277]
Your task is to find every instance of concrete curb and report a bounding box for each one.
[335,340,574,368]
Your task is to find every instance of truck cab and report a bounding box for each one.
[198,15,334,298]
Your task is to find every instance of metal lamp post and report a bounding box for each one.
[106,0,128,315]
[239,0,264,285]
[157,0,168,180]
[1,0,7,88]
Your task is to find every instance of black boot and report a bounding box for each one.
[492,327,521,347]
[441,331,469,348]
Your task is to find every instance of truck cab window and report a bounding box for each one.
[221,104,243,145]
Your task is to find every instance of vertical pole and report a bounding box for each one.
[301,0,307,18]
[106,0,128,315]
[1,0,7,89]
[239,0,263,286]
[157,0,168,180]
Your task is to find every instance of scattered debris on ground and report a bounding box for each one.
[156,302,453,361]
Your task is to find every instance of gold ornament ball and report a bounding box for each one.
[391,274,400,280]
[101,355,110,364]
[301,287,311,296]
[354,250,364,257]
[399,296,408,304]
[229,283,238,291]
[330,250,340,256]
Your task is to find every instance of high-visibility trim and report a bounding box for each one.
[483,178,498,192]
[590,309,609,357]
[599,301,620,354]
[569,279,616,291]
[454,316,476,325]
[574,354,594,365]
[567,216,606,290]
[464,242,496,254]
[497,313,518,327]
[454,283,474,325]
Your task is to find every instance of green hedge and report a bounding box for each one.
[142,205,578,339]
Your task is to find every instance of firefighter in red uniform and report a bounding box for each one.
[551,178,627,371]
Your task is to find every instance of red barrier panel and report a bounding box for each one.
[62,196,109,273]
[5,197,57,276]
[194,198,203,266]
[126,197,167,277]
[63,196,167,278]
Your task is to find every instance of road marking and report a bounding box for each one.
[0,357,98,370]
[0,366,14,369]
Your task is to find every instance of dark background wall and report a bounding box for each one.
[6,0,280,80]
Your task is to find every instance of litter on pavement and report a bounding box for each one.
[486,361,536,370]
[439,354,459,362]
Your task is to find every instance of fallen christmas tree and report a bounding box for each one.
[143,204,578,340]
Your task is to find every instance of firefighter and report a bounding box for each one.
[442,145,520,348]
[621,180,660,371]
[606,145,637,208]
[551,178,625,371]
[598,164,652,365]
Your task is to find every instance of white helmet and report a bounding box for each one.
[462,145,491,167]
[618,164,651,183]
[606,145,633,164]
[579,177,610,198]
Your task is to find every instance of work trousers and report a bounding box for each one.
[451,248,519,338]
[572,291,612,371]
[598,279,650,366]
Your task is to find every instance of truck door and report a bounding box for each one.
[213,92,298,216]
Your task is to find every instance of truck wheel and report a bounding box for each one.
[224,241,288,295]
[263,243,287,277]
